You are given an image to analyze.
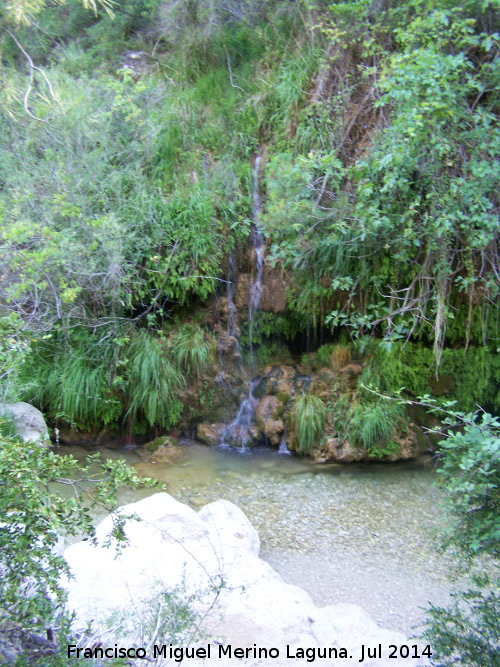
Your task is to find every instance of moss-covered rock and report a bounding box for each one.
[144,435,178,453]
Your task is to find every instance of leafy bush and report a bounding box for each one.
[434,411,500,559]
[420,408,500,665]
[291,393,326,455]
[331,392,405,454]
[21,333,121,429]
[422,577,500,667]
[0,433,157,633]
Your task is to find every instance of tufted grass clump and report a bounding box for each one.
[291,393,326,455]
[173,324,216,378]
[126,330,184,430]
[21,334,119,429]
[332,391,405,454]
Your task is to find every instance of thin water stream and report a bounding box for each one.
[56,441,468,637]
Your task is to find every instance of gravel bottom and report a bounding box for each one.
[62,442,475,637]
[155,447,461,636]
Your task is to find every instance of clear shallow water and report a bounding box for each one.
[56,441,464,635]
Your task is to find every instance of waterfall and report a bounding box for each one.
[219,153,265,450]
[248,152,264,370]
[279,429,291,456]
[220,378,260,450]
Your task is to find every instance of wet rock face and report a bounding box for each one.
[313,438,365,464]
[56,427,126,449]
[264,365,297,403]
[234,265,287,315]
[255,395,284,445]
[393,427,419,460]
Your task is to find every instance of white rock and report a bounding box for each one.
[0,402,49,445]
[64,493,430,667]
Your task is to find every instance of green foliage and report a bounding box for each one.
[0,433,158,633]
[422,577,500,667]
[330,363,406,454]
[173,324,215,378]
[314,344,337,369]
[291,393,326,455]
[331,391,405,454]
[125,330,184,430]
[418,404,500,665]
[239,312,300,349]
[372,341,500,413]
[21,332,121,429]
[367,440,400,460]
[0,313,29,401]
[434,410,500,559]
[263,0,500,361]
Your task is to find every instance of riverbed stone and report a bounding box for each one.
[0,402,49,445]
[63,493,429,667]
[196,423,225,446]
[141,436,184,464]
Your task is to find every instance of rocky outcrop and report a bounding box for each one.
[63,493,429,667]
[0,623,60,666]
[234,264,287,315]
[0,402,49,445]
[255,395,284,445]
[313,437,365,464]
[263,364,297,403]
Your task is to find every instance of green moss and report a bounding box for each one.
[144,436,177,453]
[372,342,500,413]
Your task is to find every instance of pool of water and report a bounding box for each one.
[56,440,464,636]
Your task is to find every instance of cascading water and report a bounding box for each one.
[219,378,259,450]
[248,152,264,370]
[279,429,291,456]
[226,252,240,351]
[220,153,267,451]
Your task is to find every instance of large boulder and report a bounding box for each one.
[0,402,49,445]
[63,493,430,667]
[196,422,225,446]
[141,436,184,463]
